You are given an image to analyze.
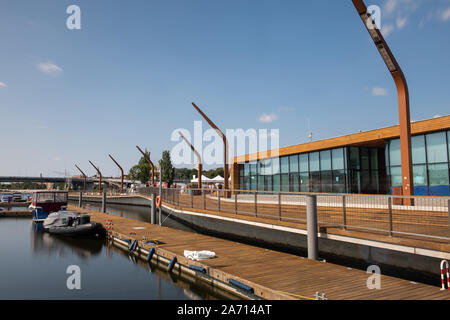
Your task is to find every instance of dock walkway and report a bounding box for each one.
[69,204,450,300]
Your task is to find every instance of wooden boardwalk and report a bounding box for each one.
[70,204,450,300]
[161,194,450,253]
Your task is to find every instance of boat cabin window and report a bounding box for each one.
[35,192,68,203]
[36,193,55,203]
[55,193,68,203]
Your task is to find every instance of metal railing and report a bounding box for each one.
[138,187,450,243]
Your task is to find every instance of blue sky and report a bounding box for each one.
[0,0,449,177]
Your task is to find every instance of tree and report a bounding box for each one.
[129,150,151,184]
[159,150,175,187]
[175,168,197,180]
[204,167,224,179]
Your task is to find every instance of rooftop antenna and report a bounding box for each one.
[307,118,313,142]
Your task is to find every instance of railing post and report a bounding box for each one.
[218,190,221,212]
[102,191,107,213]
[151,193,156,225]
[234,191,238,214]
[203,191,206,210]
[79,191,83,208]
[306,195,318,260]
[254,192,258,217]
[448,199,450,236]
[388,196,393,237]
[278,193,282,221]
[191,191,194,208]
[342,195,347,230]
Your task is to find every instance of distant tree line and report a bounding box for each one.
[127,150,224,185]
[174,167,224,180]
[0,182,47,190]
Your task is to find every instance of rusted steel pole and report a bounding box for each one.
[74,164,87,192]
[88,160,103,192]
[192,102,229,191]
[352,0,414,201]
[109,154,124,193]
[136,146,155,186]
[178,131,202,190]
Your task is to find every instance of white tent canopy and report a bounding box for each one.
[211,175,230,182]
[190,175,215,183]
[190,175,231,183]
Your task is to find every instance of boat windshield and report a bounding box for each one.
[35,192,68,203]
[54,193,68,203]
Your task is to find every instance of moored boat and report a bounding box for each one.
[43,210,104,238]
[29,191,68,222]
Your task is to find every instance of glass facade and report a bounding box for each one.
[386,130,450,196]
[238,146,383,194]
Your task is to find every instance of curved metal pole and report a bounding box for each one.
[352,0,413,199]
[136,146,155,186]
[109,154,124,193]
[178,131,202,190]
[191,102,229,191]
[88,160,103,193]
[74,164,87,192]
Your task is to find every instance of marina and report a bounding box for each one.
[2,0,450,306]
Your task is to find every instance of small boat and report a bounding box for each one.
[43,210,104,238]
[30,191,68,222]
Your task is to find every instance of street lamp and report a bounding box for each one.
[74,164,87,192]
[178,131,203,190]
[136,146,155,186]
[191,102,229,192]
[352,0,414,199]
[109,154,124,193]
[88,160,103,193]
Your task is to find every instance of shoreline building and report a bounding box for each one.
[231,115,450,196]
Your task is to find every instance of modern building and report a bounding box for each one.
[231,115,450,196]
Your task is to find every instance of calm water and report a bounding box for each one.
[0,217,229,300]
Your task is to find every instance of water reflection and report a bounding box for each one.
[30,222,103,259]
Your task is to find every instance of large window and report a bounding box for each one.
[320,150,331,171]
[309,152,320,172]
[299,154,309,172]
[321,171,332,193]
[412,135,426,164]
[332,148,344,170]
[389,140,401,166]
[280,157,289,174]
[333,170,346,193]
[426,132,448,163]
[349,147,360,170]
[385,131,450,196]
[389,166,402,188]
[281,174,289,192]
[273,174,281,192]
[428,164,450,196]
[289,155,299,173]
[300,172,309,192]
[237,145,389,195]
[290,173,299,192]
